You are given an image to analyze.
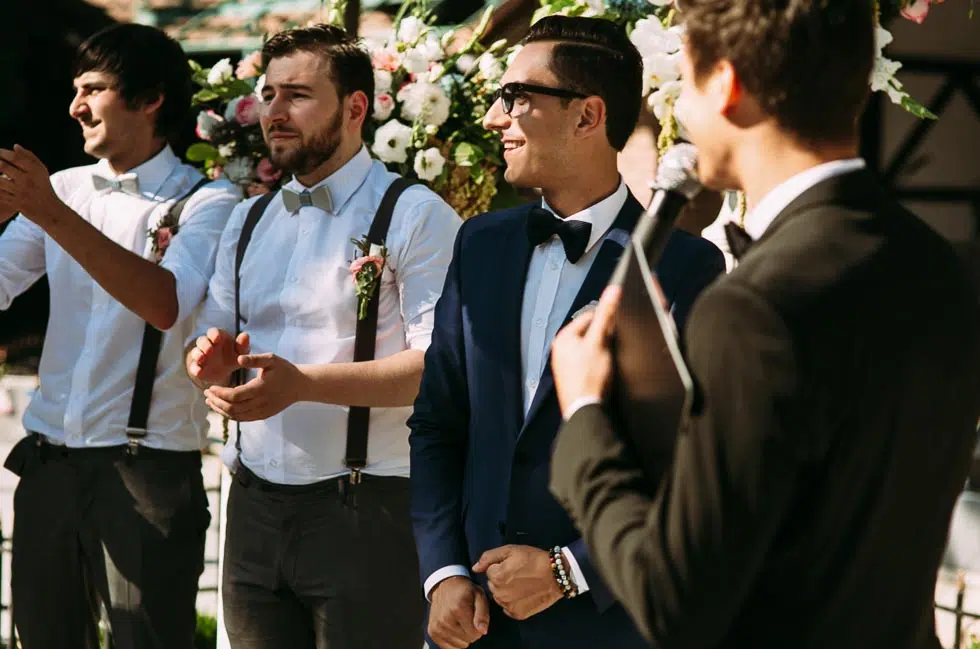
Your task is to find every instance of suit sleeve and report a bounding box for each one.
[669,241,725,334]
[549,283,801,648]
[408,222,472,586]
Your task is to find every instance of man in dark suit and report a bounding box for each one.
[548,2,980,649]
[409,15,724,649]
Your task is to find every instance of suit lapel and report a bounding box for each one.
[494,206,535,437]
[519,194,643,436]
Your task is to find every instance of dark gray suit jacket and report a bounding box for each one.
[550,169,980,649]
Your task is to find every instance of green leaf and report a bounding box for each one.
[193,89,220,103]
[454,142,484,167]
[186,142,220,162]
[188,59,203,73]
[470,164,487,185]
[900,96,938,120]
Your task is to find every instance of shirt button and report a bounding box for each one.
[289,277,298,284]
[535,318,544,328]
[528,379,538,390]
[550,262,560,271]
[269,459,279,468]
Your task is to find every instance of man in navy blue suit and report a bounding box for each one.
[409,16,725,649]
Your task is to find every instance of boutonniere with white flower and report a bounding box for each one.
[148,214,179,263]
[349,235,389,320]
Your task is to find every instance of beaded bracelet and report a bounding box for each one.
[549,546,579,599]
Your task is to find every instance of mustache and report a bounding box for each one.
[266,126,300,136]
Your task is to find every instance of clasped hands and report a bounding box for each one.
[186,328,304,421]
[427,545,563,649]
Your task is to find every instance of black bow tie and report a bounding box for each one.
[526,207,593,264]
[724,222,755,261]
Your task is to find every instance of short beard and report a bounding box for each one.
[268,108,344,176]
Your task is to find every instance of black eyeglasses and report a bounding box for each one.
[491,82,589,115]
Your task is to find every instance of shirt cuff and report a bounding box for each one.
[563,396,603,421]
[561,546,590,594]
[424,565,471,601]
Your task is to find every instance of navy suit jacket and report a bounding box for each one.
[409,195,724,649]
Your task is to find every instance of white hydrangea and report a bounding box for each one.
[374,69,392,94]
[207,58,234,86]
[414,147,447,181]
[218,143,236,158]
[372,119,414,164]
[397,81,451,127]
[631,17,682,59]
[402,48,432,75]
[870,26,907,105]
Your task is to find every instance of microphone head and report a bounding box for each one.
[654,143,701,200]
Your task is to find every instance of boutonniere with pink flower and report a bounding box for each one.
[349,234,389,321]
[148,213,179,263]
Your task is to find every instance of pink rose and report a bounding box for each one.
[256,158,282,185]
[372,49,401,72]
[349,255,385,283]
[234,95,261,126]
[155,227,173,259]
[236,51,263,80]
[901,0,930,23]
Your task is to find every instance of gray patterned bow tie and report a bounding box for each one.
[92,173,140,196]
[281,185,333,214]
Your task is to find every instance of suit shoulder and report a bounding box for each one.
[661,228,726,272]
[458,202,533,238]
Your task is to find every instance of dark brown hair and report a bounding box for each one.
[73,23,192,140]
[681,0,875,144]
[522,16,643,151]
[262,23,374,102]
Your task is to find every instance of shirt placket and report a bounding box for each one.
[270,207,318,481]
[524,241,564,414]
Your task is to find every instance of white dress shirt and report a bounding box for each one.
[702,159,868,270]
[0,145,240,450]
[424,180,629,600]
[196,146,461,485]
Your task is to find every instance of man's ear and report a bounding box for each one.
[575,95,607,141]
[710,59,742,116]
[138,91,166,121]
[346,90,370,132]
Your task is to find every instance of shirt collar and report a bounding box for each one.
[541,179,629,256]
[93,145,181,199]
[284,145,373,214]
[744,158,866,239]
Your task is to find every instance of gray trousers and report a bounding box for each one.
[3,434,210,649]
[221,464,424,649]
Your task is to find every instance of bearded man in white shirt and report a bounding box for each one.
[0,23,239,649]
[185,24,461,649]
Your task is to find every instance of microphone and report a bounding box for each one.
[632,143,702,266]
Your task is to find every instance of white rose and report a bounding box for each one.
[397,81,451,127]
[477,53,503,80]
[397,16,425,44]
[456,54,476,74]
[207,58,234,86]
[373,93,395,121]
[402,48,431,75]
[374,69,393,94]
[223,157,254,183]
[413,147,446,182]
[428,63,447,83]
[372,120,414,163]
